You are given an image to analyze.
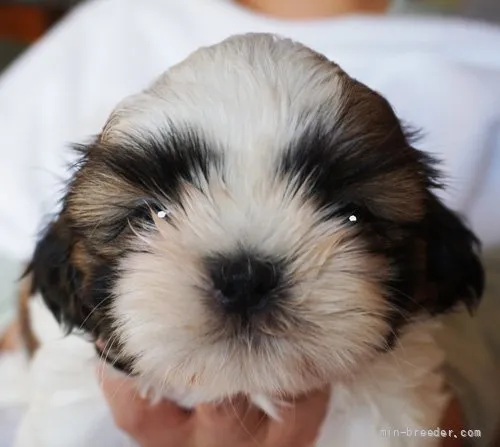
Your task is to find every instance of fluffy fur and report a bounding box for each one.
[18,33,484,446]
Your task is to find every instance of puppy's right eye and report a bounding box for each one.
[103,201,173,242]
[130,201,170,225]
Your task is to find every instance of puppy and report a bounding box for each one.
[17,33,484,446]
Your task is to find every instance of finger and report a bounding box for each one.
[0,321,20,351]
[197,395,266,425]
[98,364,190,433]
[196,396,268,443]
[266,387,331,447]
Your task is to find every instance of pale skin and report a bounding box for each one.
[99,366,332,447]
[100,366,464,447]
[0,1,464,446]
[238,0,389,19]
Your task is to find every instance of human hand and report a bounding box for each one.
[99,365,330,447]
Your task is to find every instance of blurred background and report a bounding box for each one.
[1,0,500,73]
[0,1,74,71]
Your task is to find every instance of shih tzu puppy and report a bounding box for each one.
[16,33,484,447]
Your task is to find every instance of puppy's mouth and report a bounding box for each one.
[206,298,301,344]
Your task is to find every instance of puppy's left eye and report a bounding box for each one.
[344,209,362,225]
[325,204,364,224]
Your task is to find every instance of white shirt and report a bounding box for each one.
[0,0,500,443]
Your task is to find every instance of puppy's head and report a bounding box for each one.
[28,34,484,400]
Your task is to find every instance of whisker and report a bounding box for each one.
[79,294,114,330]
[386,285,427,313]
[228,398,263,447]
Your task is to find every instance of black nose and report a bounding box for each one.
[207,255,281,314]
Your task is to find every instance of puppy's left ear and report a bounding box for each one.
[425,194,485,315]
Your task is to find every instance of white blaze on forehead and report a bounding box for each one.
[102,33,345,178]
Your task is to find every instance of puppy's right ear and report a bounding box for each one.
[26,216,85,333]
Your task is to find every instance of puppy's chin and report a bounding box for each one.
[122,333,388,404]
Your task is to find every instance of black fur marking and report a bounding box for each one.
[382,246,422,350]
[424,195,484,315]
[94,344,135,376]
[92,128,220,204]
[88,264,117,315]
[279,126,440,222]
[27,220,85,333]
[377,196,485,352]
[27,218,118,338]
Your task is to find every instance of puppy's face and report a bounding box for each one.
[29,34,484,400]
